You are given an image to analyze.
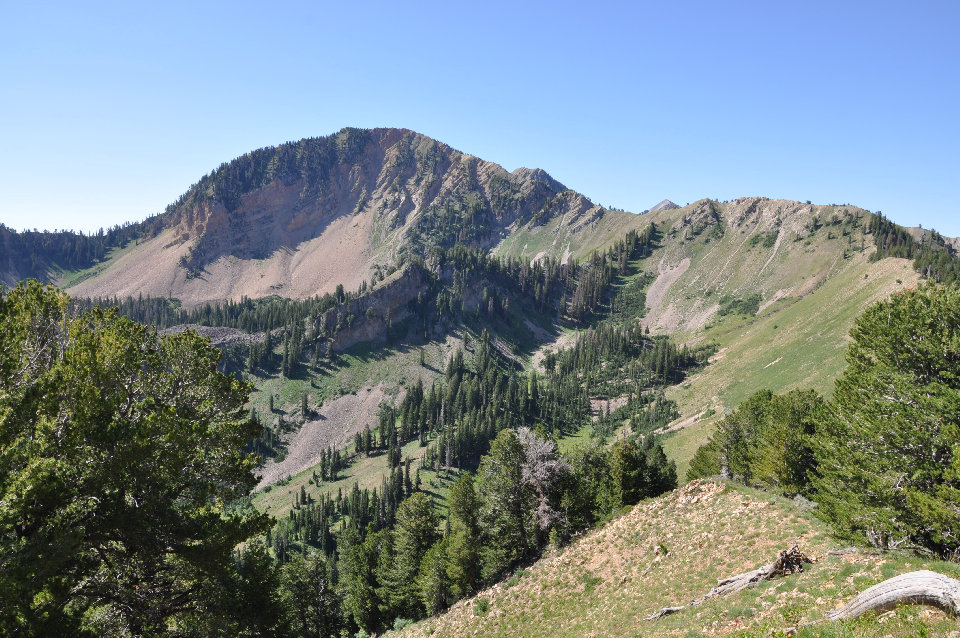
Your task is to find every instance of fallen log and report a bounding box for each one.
[826,547,858,557]
[825,570,960,621]
[643,606,686,621]
[644,544,812,621]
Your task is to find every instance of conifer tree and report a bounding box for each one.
[477,430,532,580]
[0,281,268,634]
[814,283,960,556]
[445,473,480,597]
[280,553,343,637]
[386,493,439,618]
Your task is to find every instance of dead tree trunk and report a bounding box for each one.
[825,570,960,621]
[645,544,812,621]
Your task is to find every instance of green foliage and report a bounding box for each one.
[748,230,779,249]
[217,542,290,637]
[568,227,657,321]
[417,537,452,616]
[0,281,269,635]
[387,493,440,618]
[0,219,163,283]
[338,525,386,634]
[280,553,343,638]
[689,389,825,495]
[445,474,480,597]
[870,212,960,284]
[814,283,960,555]
[478,430,533,581]
[717,293,762,317]
[608,439,648,510]
[686,437,721,481]
[473,598,489,615]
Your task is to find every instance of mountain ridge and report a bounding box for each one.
[60,128,612,306]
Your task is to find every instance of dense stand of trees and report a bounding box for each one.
[869,212,960,284]
[689,283,960,559]
[327,426,678,635]
[240,313,698,635]
[76,225,665,397]
[0,218,164,282]
[75,290,343,334]
[0,282,270,635]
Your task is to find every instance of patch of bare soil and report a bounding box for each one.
[590,395,629,421]
[255,383,401,489]
[68,209,374,307]
[523,318,552,342]
[651,299,720,335]
[758,287,792,313]
[530,330,579,372]
[641,257,690,333]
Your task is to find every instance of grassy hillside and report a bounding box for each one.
[661,253,920,477]
[493,206,650,264]
[396,480,960,638]
[516,198,923,477]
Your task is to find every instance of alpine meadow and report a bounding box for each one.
[3,125,960,638]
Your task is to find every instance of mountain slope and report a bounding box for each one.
[397,480,960,637]
[64,128,615,306]
[509,197,928,465]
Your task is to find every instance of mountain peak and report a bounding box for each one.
[60,128,597,306]
[648,199,679,213]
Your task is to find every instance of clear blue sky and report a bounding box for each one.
[2,1,958,236]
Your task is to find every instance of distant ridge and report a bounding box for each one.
[648,199,679,213]
[60,127,618,306]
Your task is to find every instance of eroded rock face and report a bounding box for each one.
[68,128,596,306]
[322,263,429,353]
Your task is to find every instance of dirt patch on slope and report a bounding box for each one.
[531,330,580,372]
[68,212,374,307]
[641,258,690,333]
[591,396,629,421]
[255,383,401,489]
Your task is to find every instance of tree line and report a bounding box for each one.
[0,217,163,282]
[869,212,960,284]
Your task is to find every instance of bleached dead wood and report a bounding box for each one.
[644,544,812,621]
[643,605,686,621]
[825,570,960,621]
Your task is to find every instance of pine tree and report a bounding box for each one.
[417,538,452,616]
[445,473,480,597]
[386,493,439,618]
[338,526,384,633]
[280,553,343,637]
[0,281,269,634]
[814,283,960,556]
[477,430,532,581]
